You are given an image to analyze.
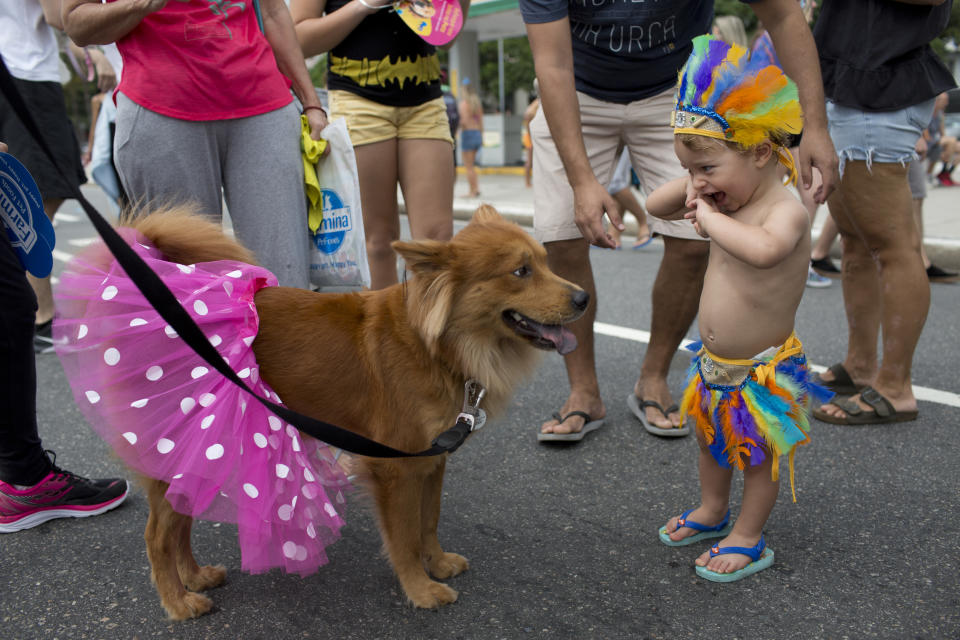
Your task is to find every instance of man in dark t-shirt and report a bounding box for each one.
[521,0,839,442]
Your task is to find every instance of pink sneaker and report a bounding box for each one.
[0,453,128,533]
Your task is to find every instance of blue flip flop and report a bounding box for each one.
[695,535,775,583]
[658,508,732,546]
[631,234,654,250]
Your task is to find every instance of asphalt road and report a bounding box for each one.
[2,187,959,639]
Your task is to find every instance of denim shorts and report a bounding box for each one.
[460,129,482,152]
[827,99,936,176]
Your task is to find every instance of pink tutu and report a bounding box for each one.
[54,229,350,576]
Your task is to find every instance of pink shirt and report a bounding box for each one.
[114,0,292,121]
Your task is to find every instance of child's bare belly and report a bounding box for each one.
[698,274,799,360]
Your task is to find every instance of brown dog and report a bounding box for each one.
[108,204,587,618]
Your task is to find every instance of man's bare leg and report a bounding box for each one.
[539,238,605,435]
[817,161,928,418]
[634,236,708,428]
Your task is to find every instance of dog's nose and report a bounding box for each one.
[571,289,590,311]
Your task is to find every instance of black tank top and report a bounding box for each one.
[326,0,442,107]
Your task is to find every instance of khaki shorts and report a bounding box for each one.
[328,90,454,147]
[530,88,703,242]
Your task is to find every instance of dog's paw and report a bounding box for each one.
[428,552,469,579]
[163,591,214,620]
[182,564,227,592]
[407,580,459,608]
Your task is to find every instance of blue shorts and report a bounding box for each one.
[460,129,482,152]
[827,99,936,176]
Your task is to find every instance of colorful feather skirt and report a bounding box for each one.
[680,333,832,501]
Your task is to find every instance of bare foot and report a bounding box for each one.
[634,378,681,429]
[695,532,763,575]
[662,506,728,544]
[540,392,605,435]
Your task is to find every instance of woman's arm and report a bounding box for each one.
[260,0,328,137]
[61,0,166,46]
[289,0,387,57]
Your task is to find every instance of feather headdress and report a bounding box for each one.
[672,34,802,150]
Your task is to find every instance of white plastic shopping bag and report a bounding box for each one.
[309,118,371,289]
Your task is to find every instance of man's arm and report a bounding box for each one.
[525,19,621,247]
[751,0,838,204]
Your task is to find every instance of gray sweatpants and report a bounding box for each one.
[114,93,310,288]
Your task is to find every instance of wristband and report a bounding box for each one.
[357,0,386,10]
[303,105,327,117]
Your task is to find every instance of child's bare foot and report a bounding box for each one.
[661,506,729,544]
[695,532,764,575]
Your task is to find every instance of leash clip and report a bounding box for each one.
[457,379,487,432]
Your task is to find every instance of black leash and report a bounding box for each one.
[0,59,475,458]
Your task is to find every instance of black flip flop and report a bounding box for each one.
[626,393,689,437]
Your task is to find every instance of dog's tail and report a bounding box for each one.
[122,203,258,266]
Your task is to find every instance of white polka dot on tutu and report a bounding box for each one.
[201,414,215,429]
[223,281,234,296]
[306,523,317,539]
[276,463,290,479]
[122,432,137,445]
[146,365,163,381]
[209,334,222,347]
[131,398,149,408]
[180,397,196,414]
[129,318,147,327]
[226,270,242,278]
[268,416,282,431]
[164,325,178,339]
[157,438,175,454]
[85,390,101,404]
[278,504,293,521]
[101,285,118,301]
[303,468,315,483]
[199,392,216,407]
[253,432,267,448]
[206,444,224,460]
[191,366,209,379]
[324,503,338,518]
[77,324,88,339]
[194,300,208,316]
[103,348,120,366]
[242,336,255,347]
[302,484,318,499]
[177,263,194,274]
[238,368,251,379]
[243,483,259,499]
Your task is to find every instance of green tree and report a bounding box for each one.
[477,36,535,113]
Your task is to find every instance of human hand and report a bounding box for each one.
[683,196,717,238]
[305,107,331,157]
[798,125,839,204]
[90,50,116,92]
[137,0,169,13]
[915,136,928,159]
[573,179,622,248]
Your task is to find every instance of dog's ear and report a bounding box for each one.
[392,239,450,274]
[471,204,502,224]
[392,240,454,352]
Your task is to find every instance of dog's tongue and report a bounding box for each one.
[534,322,578,355]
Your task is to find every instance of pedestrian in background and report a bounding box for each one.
[291,0,465,289]
[62,0,327,290]
[812,0,956,425]
[459,78,484,198]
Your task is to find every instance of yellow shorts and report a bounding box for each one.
[328,90,454,147]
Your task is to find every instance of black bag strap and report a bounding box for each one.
[0,59,464,458]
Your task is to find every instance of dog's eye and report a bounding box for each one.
[512,265,531,278]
